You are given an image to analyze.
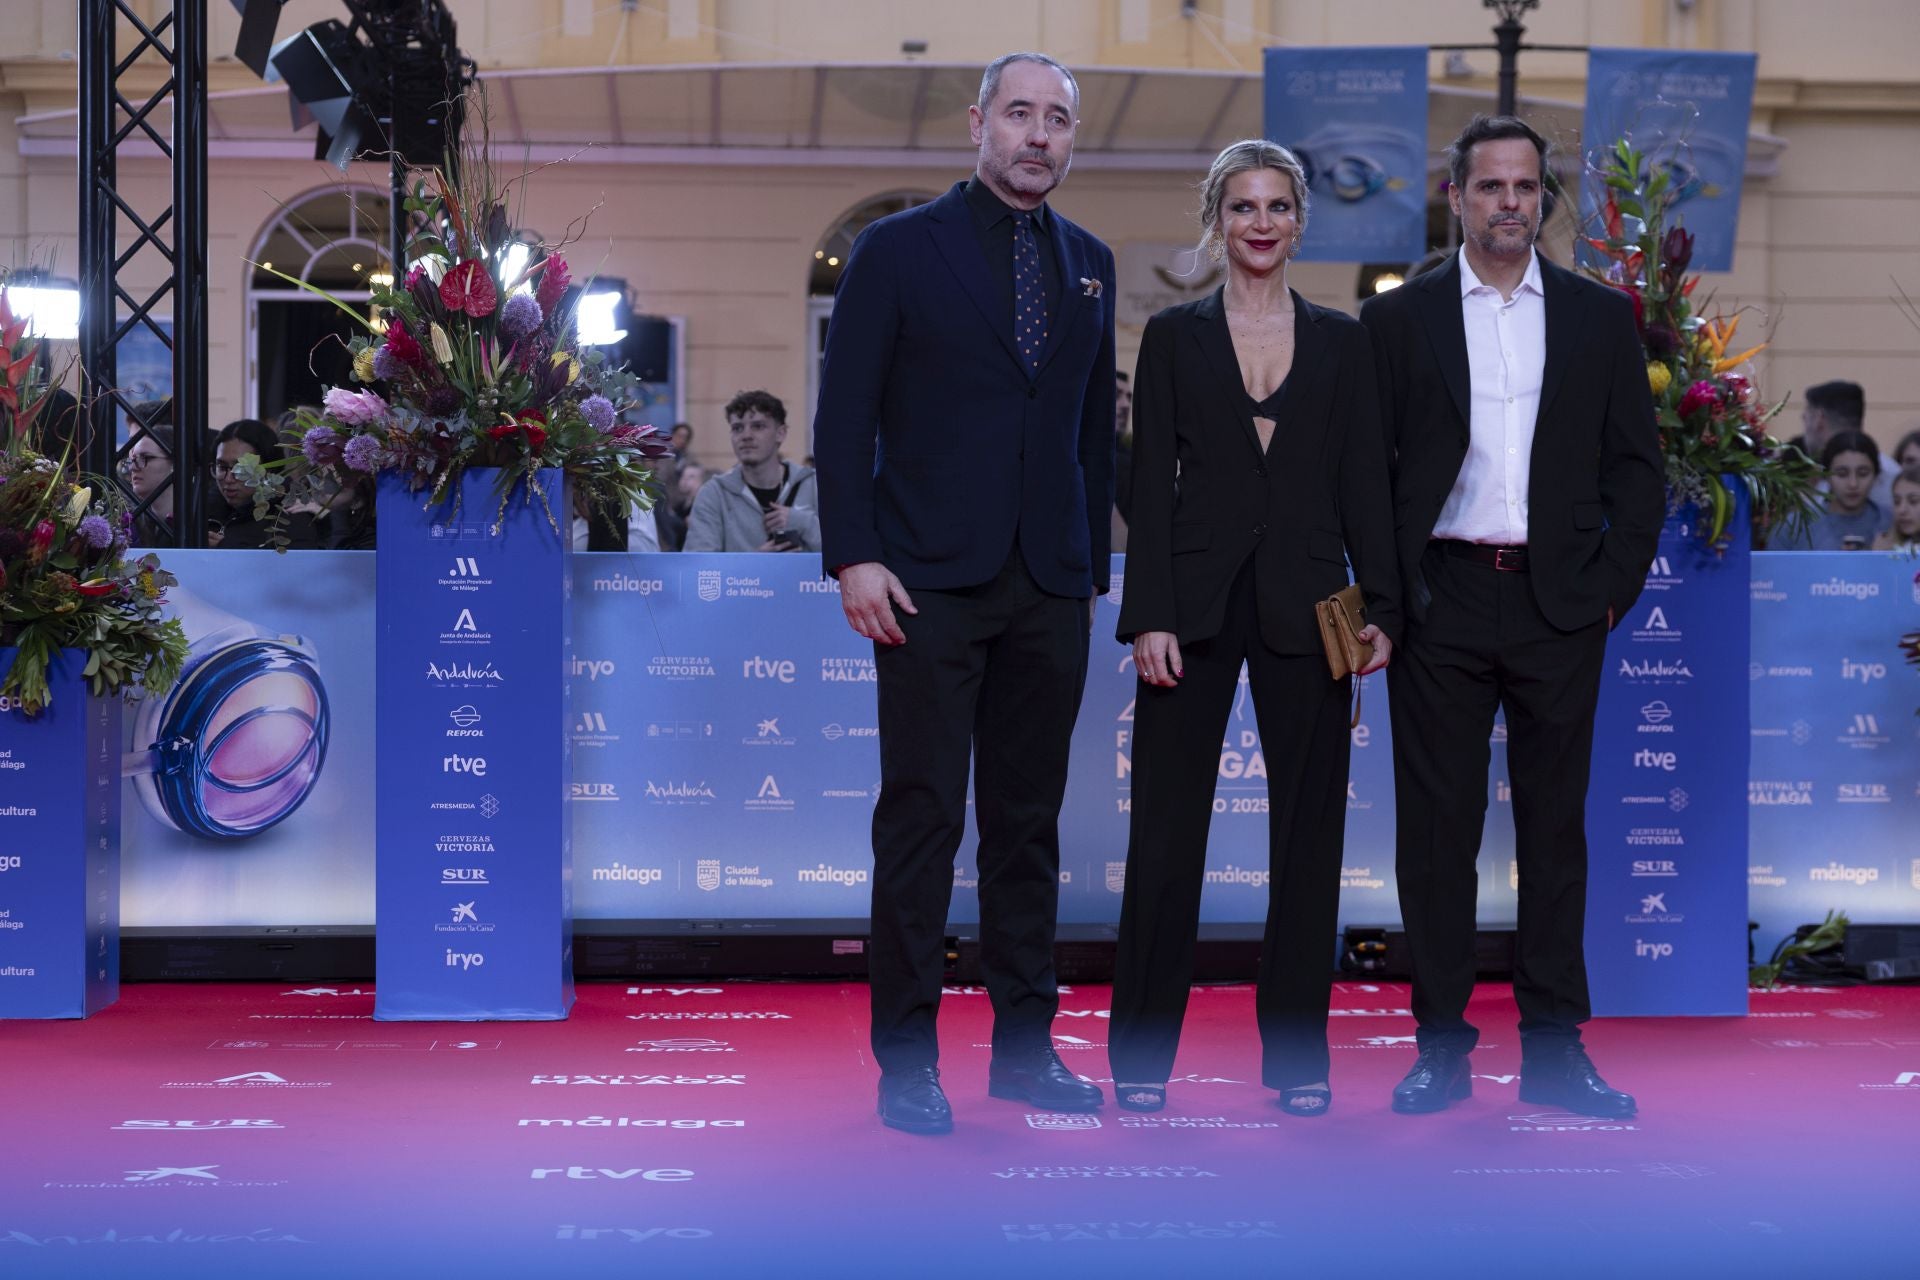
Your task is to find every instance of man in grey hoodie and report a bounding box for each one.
[683,390,820,552]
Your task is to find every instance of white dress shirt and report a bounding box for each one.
[571,501,662,552]
[1431,248,1546,546]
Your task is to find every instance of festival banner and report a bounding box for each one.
[109,549,1920,1004]
[1747,551,1920,961]
[1262,46,1428,264]
[1581,48,1757,273]
[0,650,121,1018]
[1585,503,1752,1017]
[373,471,574,1020]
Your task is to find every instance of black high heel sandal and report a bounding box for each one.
[1115,1084,1167,1113]
[1277,1085,1331,1117]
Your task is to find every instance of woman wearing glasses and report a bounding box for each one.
[121,421,176,546]
[207,418,288,549]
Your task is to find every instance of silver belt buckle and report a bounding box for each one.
[1493,547,1526,572]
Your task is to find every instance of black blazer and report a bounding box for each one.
[1359,253,1664,631]
[814,181,1117,597]
[1116,287,1402,655]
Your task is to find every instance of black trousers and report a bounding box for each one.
[868,550,1091,1072]
[1389,543,1608,1054]
[1108,565,1352,1089]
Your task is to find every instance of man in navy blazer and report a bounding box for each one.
[814,51,1116,1135]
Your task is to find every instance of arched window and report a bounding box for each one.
[246,185,391,422]
[804,190,938,443]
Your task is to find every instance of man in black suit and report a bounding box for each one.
[1360,116,1664,1118]
[814,51,1116,1134]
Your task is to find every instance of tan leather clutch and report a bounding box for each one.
[1315,583,1368,680]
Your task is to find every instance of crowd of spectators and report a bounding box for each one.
[104,372,1920,556]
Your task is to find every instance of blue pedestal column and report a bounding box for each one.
[1586,491,1751,1016]
[0,649,122,1019]
[374,470,574,1020]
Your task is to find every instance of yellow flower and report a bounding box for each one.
[353,345,378,383]
[1647,362,1671,397]
[430,322,455,364]
[550,351,581,384]
[65,486,92,522]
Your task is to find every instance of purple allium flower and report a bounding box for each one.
[323,386,391,427]
[302,425,345,468]
[499,292,543,342]
[425,385,464,416]
[79,514,114,549]
[580,394,615,432]
[371,345,405,382]
[342,433,386,474]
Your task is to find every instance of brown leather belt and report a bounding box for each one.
[1436,539,1529,572]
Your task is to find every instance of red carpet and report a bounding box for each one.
[2,979,1914,1277]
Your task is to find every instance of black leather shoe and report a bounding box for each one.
[1519,1042,1637,1118]
[987,1047,1104,1111]
[877,1066,953,1135]
[1391,1045,1472,1114]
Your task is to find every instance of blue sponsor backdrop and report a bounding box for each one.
[1262,46,1429,264]
[1749,552,1920,956]
[1586,505,1750,1016]
[1580,48,1758,273]
[0,649,121,1017]
[108,551,1918,974]
[373,471,574,1020]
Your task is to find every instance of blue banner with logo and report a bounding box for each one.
[1262,46,1428,264]
[1748,552,1920,958]
[0,649,121,1018]
[110,549,1920,1011]
[373,471,574,1020]
[1585,504,1752,1017]
[1581,48,1757,273]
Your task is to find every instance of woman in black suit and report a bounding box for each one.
[1109,139,1401,1116]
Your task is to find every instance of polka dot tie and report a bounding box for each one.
[1012,211,1048,377]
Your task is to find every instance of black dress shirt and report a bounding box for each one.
[964,175,1060,340]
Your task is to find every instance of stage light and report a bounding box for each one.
[1372,272,1404,293]
[229,0,291,81]
[498,243,532,293]
[252,4,471,174]
[8,280,81,341]
[268,18,374,170]
[576,288,629,347]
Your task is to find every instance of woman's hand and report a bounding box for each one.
[1355,624,1392,676]
[1133,631,1183,687]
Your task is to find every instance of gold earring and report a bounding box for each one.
[1207,236,1225,264]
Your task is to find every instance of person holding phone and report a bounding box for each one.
[683,390,820,552]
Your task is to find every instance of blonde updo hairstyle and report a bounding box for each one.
[1196,139,1311,266]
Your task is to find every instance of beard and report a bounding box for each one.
[984,145,1067,198]
[1470,213,1537,258]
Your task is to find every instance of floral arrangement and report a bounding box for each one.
[0,287,188,714]
[253,114,669,534]
[1582,137,1822,548]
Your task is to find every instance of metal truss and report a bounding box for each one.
[78,0,208,547]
